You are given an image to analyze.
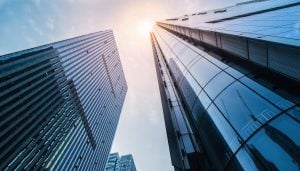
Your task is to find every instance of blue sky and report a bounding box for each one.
[0,0,245,170]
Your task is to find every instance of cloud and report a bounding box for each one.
[46,17,55,30]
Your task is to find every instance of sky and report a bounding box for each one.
[0,0,244,170]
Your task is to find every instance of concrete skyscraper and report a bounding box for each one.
[151,0,300,170]
[0,30,127,170]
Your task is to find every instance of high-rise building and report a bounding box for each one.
[117,154,137,171]
[105,153,121,171]
[0,30,127,170]
[105,153,137,171]
[151,0,300,170]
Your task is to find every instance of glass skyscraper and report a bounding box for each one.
[105,153,137,171]
[151,0,300,170]
[0,30,127,170]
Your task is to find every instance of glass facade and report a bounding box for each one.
[0,30,127,170]
[105,153,137,171]
[158,0,300,82]
[105,153,120,171]
[151,2,300,169]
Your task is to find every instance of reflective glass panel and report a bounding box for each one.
[178,49,199,67]
[287,106,300,122]
[172,42,186,54]
[173,106,189,134]
[190,58,221,87]
[205,71,235,100]
[240,77,294,110]
[225,67,244,79]
[227,147,260,171]
[198,90,211,109]
[184,72,202,95]
[207,104,241,152]
[180,72,202,110]
[215,82,280,139]
[243,114,300,171]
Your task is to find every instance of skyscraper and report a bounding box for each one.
[0,30,127,170]
[105,153,137,171]
[105,153,121,171]
[117,154,137,171]
[151,0,300,170]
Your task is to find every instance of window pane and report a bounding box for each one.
[178,49,199,67]
[207,105,241,152]
[240,77,294,110]
[225,67,244,79]
[287,106,300,122]
[205,71,235,100]
[215,82,280,139]
[172,42,186,54]
[179,72,201,111]
[190,58,221,87]
[198,90,211,109]
[244,114,300,171]
[227,147,260,171]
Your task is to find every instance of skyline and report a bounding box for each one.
[0,0,249,170]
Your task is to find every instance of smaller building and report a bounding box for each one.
[105,153,137,171]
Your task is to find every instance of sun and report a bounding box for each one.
[137,20,154,36]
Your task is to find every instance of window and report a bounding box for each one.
[190,58,221,87]
[240,77,294,110]
[204,71,235,100]
[231,114,300,171]
[215,82,280,139]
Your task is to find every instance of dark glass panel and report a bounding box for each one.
[196,104,240,169]
[287,106,300,122]
[240,77,294,110]
[215,82,280,139]
[205,71,235,100]
[230,114,300,171]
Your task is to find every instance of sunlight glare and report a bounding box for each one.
[137,20,154,37]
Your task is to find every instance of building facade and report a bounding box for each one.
[0,30,127,170]
[151,0,300,170]
[105,153,121,171]
[105,153,137,171]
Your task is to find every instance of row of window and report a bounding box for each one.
[153,25,300,170]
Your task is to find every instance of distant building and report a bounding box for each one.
[105,153,137,171]
[151,0,300,170]
[117,154,137,171]
[0,30,127,170]
[105,153,120,171]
